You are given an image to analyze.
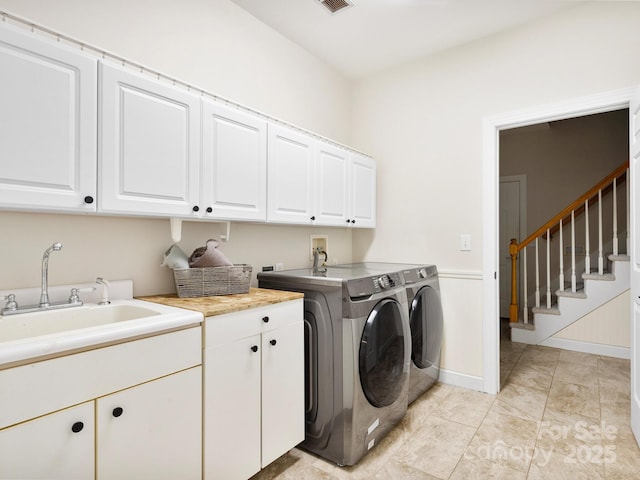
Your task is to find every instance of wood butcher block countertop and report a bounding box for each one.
[139,288,303,318]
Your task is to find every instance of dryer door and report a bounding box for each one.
[358,297,407,407]
[410,285,443,370]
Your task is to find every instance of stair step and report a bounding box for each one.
[510,320,535,331]
[582,272,615,281]
[531,305,560,315]
[609,254,630,262]
[556,289,587,299]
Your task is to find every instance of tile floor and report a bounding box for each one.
[251,337,640,479]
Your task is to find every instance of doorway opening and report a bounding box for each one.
[497,110,629,388]
[481,86,635,394]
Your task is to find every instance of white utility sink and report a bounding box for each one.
[0,304,161,342]
[0,282,203,368]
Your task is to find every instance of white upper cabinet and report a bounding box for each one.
[267,124,376,228]
[0,23,97,213]
[315,141,350,226]
[99,61,201,217]
[349,152,376,228]
[201,100,267,221]
[267,122,315,224]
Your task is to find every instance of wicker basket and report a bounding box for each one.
[173,264,252,298]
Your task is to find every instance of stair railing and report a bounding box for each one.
[509,161,629,323]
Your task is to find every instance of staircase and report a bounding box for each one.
[508,162,630,346]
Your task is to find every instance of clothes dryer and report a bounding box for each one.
[258,266,411,466]
[338,263,443,404]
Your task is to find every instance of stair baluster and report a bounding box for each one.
[598,189,604,275]
[559,219,564,293]
[585,199,590,277]
[613,178,619,256]
[571,210,577,293]
[523,246,528,324]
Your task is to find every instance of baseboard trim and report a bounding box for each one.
[539,337,630,359]
[438,368,485,392]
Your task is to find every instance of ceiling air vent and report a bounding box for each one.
[317,0,355,15]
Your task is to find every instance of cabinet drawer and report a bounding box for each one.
[204,299,302,347]
[0,327,201,429]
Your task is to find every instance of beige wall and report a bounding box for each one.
[0,0,354,296]
[351,3,640,379]
[3,1,640,382]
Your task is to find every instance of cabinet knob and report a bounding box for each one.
[270,339,277,346]
[351,219,356,224]
[192,205,200,212]
[84,196,94,204]
[206,207,213,213]
[250,345,259,353]
[112,407,124,418]
[346,219,351,224]
[310,216,316,221]
[262,316,269,323]
[71,421,84,433]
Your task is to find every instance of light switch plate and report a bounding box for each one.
[460,234,471,251]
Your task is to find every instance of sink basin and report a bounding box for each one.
[0,304,160,342]
[0,299,203,367]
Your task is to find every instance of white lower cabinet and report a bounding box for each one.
[0,402,95,480]
[97,366,202,480]
[0,327,202,480]
[204,299,304,480]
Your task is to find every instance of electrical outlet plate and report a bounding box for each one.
[310,234,328,260]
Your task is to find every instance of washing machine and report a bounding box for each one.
[257,265,411,466]
[338,263,443,404]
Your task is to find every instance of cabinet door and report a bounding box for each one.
[267,123,315,224]
[315,141,349,226]
[0,23,97,213]
[204,333,262,480]
[99,61,200,217]
[97,366,202,480]
[261,319,305,468]
[202,99,267,221]
[0,402,94,480]
[350,153,376,228]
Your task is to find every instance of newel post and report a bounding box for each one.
[509,239,519,323]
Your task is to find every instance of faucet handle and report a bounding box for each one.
[68,288,82,305]
[4,294,18,311]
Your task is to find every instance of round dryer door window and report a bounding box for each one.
[358,298,407,408]
[410,285,444,369]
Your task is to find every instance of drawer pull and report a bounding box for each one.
[270,339,277,346]
[71,421,84,433]
[112,407,124,418]
[262,316,269,323]
[250,345,259,353]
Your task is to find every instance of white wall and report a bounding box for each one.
[0,0,354,296]
[351,2,640,380]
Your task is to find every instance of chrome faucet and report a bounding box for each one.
[39,242,62,307]
[96,277,111,305]
[312,247,328,273]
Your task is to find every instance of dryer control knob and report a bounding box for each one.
[418,268,427,279]
[378,275,391,289]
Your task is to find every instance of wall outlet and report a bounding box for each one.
[460,234,471,251]
[310,234,328,260]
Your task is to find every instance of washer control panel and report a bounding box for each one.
[346,272,403,298]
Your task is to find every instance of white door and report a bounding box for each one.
[267,122,315,224]
[630,87,640,445]
[97,367,202,480]
[350,153,377,228]
[0,402,94,480]
[499,176,525,318]
[99,62,200,217]
[315,141,349,226]
[0,24,97,213]
[202,99,267,221]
